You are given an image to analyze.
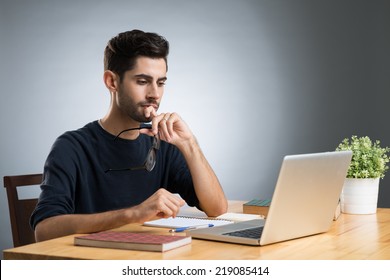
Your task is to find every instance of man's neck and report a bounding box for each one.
[99,116,141,140]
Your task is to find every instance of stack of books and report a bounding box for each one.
[243,199,271,217]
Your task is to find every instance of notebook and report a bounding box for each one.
[187,151,352,246]
[144,216,233,229]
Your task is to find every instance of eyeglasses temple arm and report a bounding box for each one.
[105,166,145,173]
[114,123,152,140]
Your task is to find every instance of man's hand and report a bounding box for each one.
[130,188,185,223]
[140,105,193,147]
[157,112,192,143]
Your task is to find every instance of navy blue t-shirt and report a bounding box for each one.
[30,121,199,229]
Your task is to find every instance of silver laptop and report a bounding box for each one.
[187,151,352,246]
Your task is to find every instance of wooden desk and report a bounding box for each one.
[3,201,390,260]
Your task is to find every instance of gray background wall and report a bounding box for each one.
[1,0,389,254]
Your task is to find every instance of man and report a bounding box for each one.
[31,30,227,242]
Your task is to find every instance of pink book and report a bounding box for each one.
[74,231,191,252]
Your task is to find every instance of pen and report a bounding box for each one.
[169,224,214,233]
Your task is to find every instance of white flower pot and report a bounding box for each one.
[340,178,380,214]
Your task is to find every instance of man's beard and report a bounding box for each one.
[118,92,159,123]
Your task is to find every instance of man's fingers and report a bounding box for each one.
[143,189,185,220]
[155,112,178,142]
[155,192,185,218]
[143,106,158,120]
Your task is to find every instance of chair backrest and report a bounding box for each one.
[3,174,43,247]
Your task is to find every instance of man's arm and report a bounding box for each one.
[145,112,228,217]
[178,137,228,216]
[35,188,185,242]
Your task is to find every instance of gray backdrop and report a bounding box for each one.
[1,0,389,255]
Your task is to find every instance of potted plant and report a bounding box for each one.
[336,135,390,214]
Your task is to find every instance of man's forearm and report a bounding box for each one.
[35,208,130,242]
[34,188,185,242]
[178,137,228,216]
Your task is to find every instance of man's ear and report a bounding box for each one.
[103,70,119,93]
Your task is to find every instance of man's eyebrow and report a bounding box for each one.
[134,74,167,81]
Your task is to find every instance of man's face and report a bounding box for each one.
[116,56,167,123]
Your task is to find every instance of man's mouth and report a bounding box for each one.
[141,102,159,110]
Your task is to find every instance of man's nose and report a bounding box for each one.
[147,84,160,99]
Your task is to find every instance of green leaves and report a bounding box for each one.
[336,136,390,179]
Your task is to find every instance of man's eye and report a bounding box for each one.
[158,81,166,87]
[137,80,147,85]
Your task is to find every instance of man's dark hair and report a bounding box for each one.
[104,29,169,81]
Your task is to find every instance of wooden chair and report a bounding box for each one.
[3,174,42,247]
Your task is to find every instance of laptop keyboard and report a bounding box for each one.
[222,226,263,239]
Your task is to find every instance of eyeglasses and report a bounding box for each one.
[104,124,160,173]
